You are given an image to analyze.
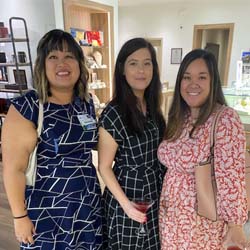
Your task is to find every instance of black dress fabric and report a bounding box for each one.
[98,103,165,250]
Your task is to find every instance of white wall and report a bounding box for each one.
[119,1,250,87]
[0,0,56,64]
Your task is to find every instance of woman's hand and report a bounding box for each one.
[121,201,147,224]
[14,216,36,245]
[222,224,248,249]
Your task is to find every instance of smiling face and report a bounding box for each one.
[123,48,153,98]
[45,48,80,94]
[180,58,211,117]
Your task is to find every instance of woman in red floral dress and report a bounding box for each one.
[158,49,248,249]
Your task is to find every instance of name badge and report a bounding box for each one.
[77,114,96,130]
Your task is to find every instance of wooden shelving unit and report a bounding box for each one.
[63,0,114,105]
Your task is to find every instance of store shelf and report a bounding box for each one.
[0,17,33,96]
[223,87,250,130]
[0,37,28,43]
[63,0,114,105]
[0,62,31,67]
[88,82,106,90]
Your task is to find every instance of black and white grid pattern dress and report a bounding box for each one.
[98,103,165,250]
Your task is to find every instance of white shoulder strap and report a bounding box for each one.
[37,100,43,137]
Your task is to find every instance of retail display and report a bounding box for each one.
[17,51,27,63]
[223,87,250,125]
[0,22,8,38]
[236,52,250,89]
[0,17,33,95]
[63,0,114,106]
[93,50,102,67]
[70,27,108,93]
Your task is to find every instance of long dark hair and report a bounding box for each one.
[165,48,227,140]
[112,37,164,134]
[34,29,89,102]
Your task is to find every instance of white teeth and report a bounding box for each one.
[57,71,69,76]
[188,92,199,96]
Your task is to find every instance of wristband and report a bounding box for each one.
[13,214,28,219]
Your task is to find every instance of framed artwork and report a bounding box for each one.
[171,48,182,64]
[13,69,27,84]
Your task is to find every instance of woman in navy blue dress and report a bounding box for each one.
[2,29,104,249]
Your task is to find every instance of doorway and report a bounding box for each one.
[193,23,234,85]
[146,38,163,80]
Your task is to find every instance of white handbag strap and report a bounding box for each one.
[25,100,43,187]
[37,100,43,137]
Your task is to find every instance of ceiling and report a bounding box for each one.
[118,0,244,7]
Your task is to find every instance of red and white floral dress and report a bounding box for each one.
[158,107,248,250]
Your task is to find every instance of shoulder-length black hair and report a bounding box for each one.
[34,29,89,103]
[165,48,227,140]
[112,37,164,134]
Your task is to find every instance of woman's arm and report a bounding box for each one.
[214,107,248,248]
[215,108,248,223]
[98,127,146,223]
[2,104,37,243]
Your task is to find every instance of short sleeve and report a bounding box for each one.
[214,106,248,224]
[98,104,124,144]
[10,90,39,126]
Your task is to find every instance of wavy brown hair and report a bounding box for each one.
[34,29,89,102]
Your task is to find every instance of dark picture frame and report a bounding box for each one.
[171,48,182,64]
[13,69,27,84]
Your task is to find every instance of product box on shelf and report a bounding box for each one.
[0,22,8,38]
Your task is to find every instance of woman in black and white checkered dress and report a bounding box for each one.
[98,38,166,250]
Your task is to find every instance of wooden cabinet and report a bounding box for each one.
[63,0,114,106]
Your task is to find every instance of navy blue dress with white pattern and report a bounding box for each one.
[11,90,104,250]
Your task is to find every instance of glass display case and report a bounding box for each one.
[223,87,250,131]
[223,87,250,153]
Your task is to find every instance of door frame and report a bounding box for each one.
[193,23,234,85]
[146,38,163,80]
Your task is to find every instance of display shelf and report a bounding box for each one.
[223,87,250,129]
[0,17,33,95]
[0,62,31,67]
[88,82,106,90]
[0,38,28,43]
[0,88,30,93]
[63,0,114,105]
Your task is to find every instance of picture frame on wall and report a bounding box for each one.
[13,69,27,84]
[171,48,182,64]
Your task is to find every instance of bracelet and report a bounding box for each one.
[13,214,28,219]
